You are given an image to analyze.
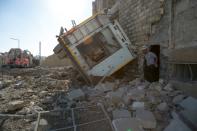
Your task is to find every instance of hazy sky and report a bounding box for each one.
[0,0,94,56]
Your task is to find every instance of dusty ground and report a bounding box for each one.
[0,66,195,131]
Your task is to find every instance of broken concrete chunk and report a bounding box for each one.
[0,81,3,89]
[95,82,114,92]
[171,111,180,120]
[159,78,165,85]
[7,100,25,111]
[129,78,141,87]
[67,89,85,101]
[149,82,162,92]
[112,118,144,131]
[38,119,49,131]
[163,83,173,91]
[127,88,145,101]
[123,95,132,105]
[180,110,197,128]
[172,94,185,104]
[132,102,144,110]
[164,118,192,131]
[135,109,156,129]
[157,102,168,112]
[106,88,125,106]
[112,109,131,119]
[179,97,197,111]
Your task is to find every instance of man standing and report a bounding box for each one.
[142,45,158,82]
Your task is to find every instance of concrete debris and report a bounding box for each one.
[164,118,192,131]
[112,118,144,131]
[67,89,85,101]
[172,94,185,104]
[159,78,165,85]
[157,102,169,112]
[135,109,156,129]
[179,97,197,111]
[180,110,197,128]
[149,82,162,92]
[95,82,114,92]
[106,88,125,107]
[129,78,141,87]
[112,109,131,119]
[127,88,145,101]
[7,100,25,112]
[163,83,173,91]
[0,81,3,89]
[38,119,49,131]
[132,102,145,110]
[0,67,195,131]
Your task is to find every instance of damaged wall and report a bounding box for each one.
[92,0,116,14]
[93,0,197,80]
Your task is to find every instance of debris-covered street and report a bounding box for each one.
[0,66,196,131]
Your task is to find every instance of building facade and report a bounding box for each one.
[92,0,197,82]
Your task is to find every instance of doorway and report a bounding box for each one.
[150,45,160,81]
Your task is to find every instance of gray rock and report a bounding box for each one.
[95,82,114,92]
[122,95,132,105]
[172,95,185,104]
[112,109,131,119]
[171,111,180,120]
[164,119,192,131]
[179,97,197,111]
[67,89,85,101]
[159,78,165,85]
[106,88,125,106]
[135,109,156,129]
[112,118,144,131]
[127,88,145,101]
[132,102,145,110]
[7,100,25,111]
[180,110,197,128]
[149,82,162,92]
[0,81,3,89]
[163,83,173,91]
[129,78,141,87]
[157,102,168,111]
[38,119,50,131]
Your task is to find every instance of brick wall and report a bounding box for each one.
[92,0,116,14]
[119,0,164,46]
[93,0,197,79]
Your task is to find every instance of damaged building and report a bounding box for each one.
[93,0,197,86]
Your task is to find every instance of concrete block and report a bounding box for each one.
[38,119,49,131]
[163,83,173,91]
[164,119,192,131]
[112,118,144,131]
[172,95,185,104]
[132,102,145,110]
[179,97,197,111]
[180,110,197,128]
[157,102,168,112]
[113,109,131,119]
[67,89,85,101]
[127,88,145,101]
[7,100,25,111]
[95,82,114,92]
[135,109,157,129]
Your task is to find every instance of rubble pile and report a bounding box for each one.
[0,67,196,131]
[86,79,196,131]
[0,66,83,131]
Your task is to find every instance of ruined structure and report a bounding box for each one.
[93,0,197,82]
